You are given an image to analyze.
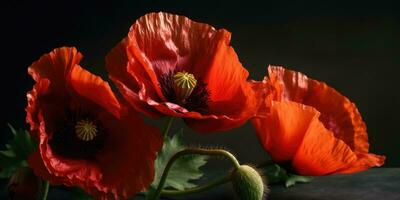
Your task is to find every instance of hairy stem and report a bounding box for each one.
[161,175,231,196]
[37,181,49,200]
[150,148,240,200]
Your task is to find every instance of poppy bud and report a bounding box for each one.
[231,165,266,200]
[173,71,197,103]
[7,167,41,200]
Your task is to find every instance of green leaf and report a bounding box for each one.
[260,164,288,184]
[259,164,313,187]
[151,132,208,191]
[285,174,313,187]
[0,124,37,178]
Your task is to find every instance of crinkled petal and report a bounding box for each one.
[106,12,262,132]
[28,47,82,93]
[94,108,163,199]
[126,12,224,84]
[69,65,121,118]
[26,79,50,139]
[253,101,384,176]
[27,47,161,199]
[251,101,317,162]
[187,81,266,132]
[33,113,103,192]
[336,153,385,174]
[29,101,162,199]
[28,150,63,185]
[268,65,369,153]
[280,101,358,175]
[112,79,162,118]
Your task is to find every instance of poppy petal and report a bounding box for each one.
[287,102,358,175]
[69,65,121,118]
[107,12,263,132]
[268,66,369,153]
[95,108,163,198]
[188,81,266,132]
[257,101,384,176]
[27,47,162,199]
[107,12,232,105]
[111,79,163,118]
[127,12,224,78]
[201,31,249,103]
[28,150,63,185]
[336,152,385,174]
[35,113,103,191]
[26,79,50,138]
[105,38,141,93]
[28,47,83,92]
[252,101,318,162]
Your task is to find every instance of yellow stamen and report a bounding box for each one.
[75,119,97,141]
[173,71,197,103]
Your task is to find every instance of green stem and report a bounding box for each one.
[161,117,174,138]
[161,175,231,196]
[158,161,276,198]
[37,181,49,200]
[151,148,240,200]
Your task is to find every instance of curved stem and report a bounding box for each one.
[161,117,174,138]
[161,175,231,196]
[37,181,49,200]
[151,148,240,200]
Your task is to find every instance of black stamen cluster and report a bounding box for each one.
[158,70,210,113]
[49,109,107,160]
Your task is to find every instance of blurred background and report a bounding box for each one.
[1,0,398,170]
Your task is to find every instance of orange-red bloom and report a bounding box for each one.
[26,47,162,199]
[252,66,385,176]
[106,12,263,132]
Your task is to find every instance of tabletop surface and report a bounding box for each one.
[159,168,400,200]
[1,168,399,200]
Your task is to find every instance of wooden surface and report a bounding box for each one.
[1,168,398,200]
[160,168,400,200]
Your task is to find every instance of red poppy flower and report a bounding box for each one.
[106,12,263,132]
[252,66,385,176]
[26,47,163,199]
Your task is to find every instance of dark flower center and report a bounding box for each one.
[49,110,107,159]
[159,70,210,113]
[75,119,98,141]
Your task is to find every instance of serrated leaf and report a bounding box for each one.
[285,174,313,187]
[0,149,16,158]
[260,164,288,184]
[0,164,20,178]
[8,123,17,136]
[259,164,313,187]
[151,133,207,191]
[0,124,37,178]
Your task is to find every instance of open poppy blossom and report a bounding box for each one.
[252,66,385,176]
[26,47,163,199]
[106,12,263,132]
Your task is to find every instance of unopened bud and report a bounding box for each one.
[231,165,266,200]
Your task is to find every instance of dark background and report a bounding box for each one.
[1,0,398,168]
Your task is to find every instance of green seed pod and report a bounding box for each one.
[231,165,267,200]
